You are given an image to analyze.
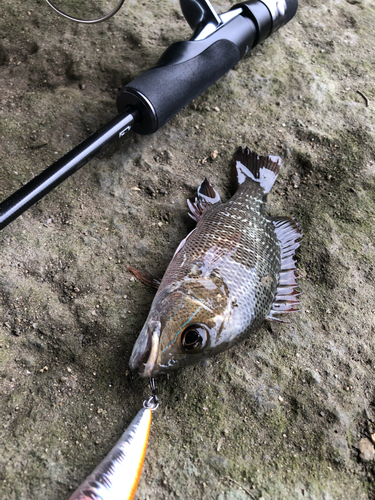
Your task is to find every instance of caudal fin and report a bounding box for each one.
[233,147,281,194]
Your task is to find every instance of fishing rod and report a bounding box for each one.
[0,0,298,231]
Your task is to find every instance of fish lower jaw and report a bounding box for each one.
[138,356,187,378]
[138,364,153,378]
[137,365,165,378]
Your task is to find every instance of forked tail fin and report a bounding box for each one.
[233,147,281,194]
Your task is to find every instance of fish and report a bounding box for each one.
[68,405,153,500]
[129,147,302,378]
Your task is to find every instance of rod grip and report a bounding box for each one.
[117,1,298,135]
[117,39,241,135]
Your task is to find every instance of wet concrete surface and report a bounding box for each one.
[1,0,375,498]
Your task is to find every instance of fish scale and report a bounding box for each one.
[129,148,302,377]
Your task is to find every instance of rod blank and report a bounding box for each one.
[0,109,138,230]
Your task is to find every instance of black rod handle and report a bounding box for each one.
[117,0,298,135]
[0,109,138,230]
[117,13,255,135]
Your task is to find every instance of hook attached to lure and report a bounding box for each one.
[69,381,159,500]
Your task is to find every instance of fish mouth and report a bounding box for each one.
[129,320,161,378]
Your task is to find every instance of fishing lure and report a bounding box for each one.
[69,393,158,500]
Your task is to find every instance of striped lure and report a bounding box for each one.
[129,147,302,378]
[69,406,152,500]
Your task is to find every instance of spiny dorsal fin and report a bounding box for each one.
[187,178,221,222]
[234,147,281,194]
[266,216,302,322]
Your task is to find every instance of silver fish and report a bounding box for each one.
[129,147,302,377]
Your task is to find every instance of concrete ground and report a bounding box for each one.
[1,0,374,498]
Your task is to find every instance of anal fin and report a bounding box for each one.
[188,178,221,222]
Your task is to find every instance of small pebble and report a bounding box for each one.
[217,437,224,451]
[359,438,374,462]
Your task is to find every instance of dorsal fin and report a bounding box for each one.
[266,216,302,322]
[187,178,221,222]
[234,147,281,194]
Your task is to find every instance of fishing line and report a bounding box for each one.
[44,0,127,24]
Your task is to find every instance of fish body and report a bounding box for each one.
[130,148,301,377]
[68,407,152,500]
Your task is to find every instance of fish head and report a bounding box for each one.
[129,278,235,377]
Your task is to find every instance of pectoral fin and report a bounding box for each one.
[127,265,161,289]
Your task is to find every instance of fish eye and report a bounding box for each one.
[181,325,207,352]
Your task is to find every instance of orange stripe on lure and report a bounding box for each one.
[69,406,153,500]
